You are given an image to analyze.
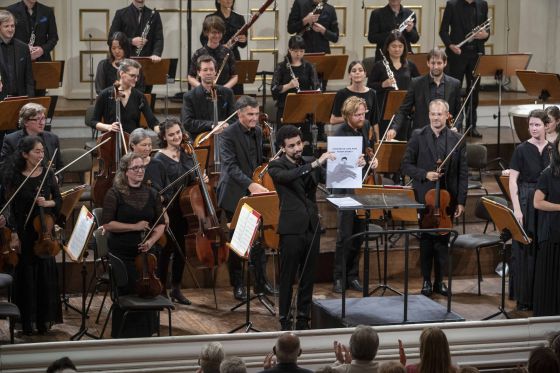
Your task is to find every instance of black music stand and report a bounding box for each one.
[474,54,531,157]
[516,70,560,109]
[481,197,531,320]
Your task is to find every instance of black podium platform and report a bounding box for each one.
[311,296,464,328]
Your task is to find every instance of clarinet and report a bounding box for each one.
[285,56,300,93]
[29,26,36,47]
[300,1,326,34]
[136,8,156,56]
[382,54,398,90]
[396,11,415,33]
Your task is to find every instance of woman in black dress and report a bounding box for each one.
[2,136,62,335]
[129,128,165,191]
[95,32,145,94]
[330,60,380,141]
[533,138,560,316]
[91,58,159,134]
[367,31,419,136]
[153,119,202,305]
[509,109,552,311]
[101,152,165,338]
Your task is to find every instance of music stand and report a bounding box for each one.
[481,197,530,320]
[373,141,407,183]
[236,60,259,85]
[516,70,560,108]
[32,61,65,90]
[229,193,279,333]
[0,96,51,131]
[382,91,407,121]
[474,53,532,157]
[304,54,349,82]
[407,53,429,76]
[132,57,172,86]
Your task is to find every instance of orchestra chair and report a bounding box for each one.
[362,57,376,77]
[0,273,20,344]
[101,253,174,338]
[451,195,507,296]
[60,148,93,207]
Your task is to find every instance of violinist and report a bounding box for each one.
[188,16,237,89]
[331,96,378,294]
[401,99,467,297]
[181,54,235,138]
[0,103,63,176]
[100,152,165,338]
[90,58,159,134]
[1,135,62,335]
[153,119,200,305]
[216,96,272,301]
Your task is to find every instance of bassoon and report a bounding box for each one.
[225,0,275,49]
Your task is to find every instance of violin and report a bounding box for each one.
[135,250,163,298]
[0,228,18,272]
[420,159,452,234]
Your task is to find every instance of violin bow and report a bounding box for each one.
[450,75,480,129]
[0,160,41,216]
[197,109,239,144]
[138,186,182,247]
[436,126,472,174]
[362,114,395,183]
[158,163,199,196]
[114,82,128,154]
[55,137,111,176]
[24,148,59,227]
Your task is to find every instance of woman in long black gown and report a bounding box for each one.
[509,109,552,311]
[2,136,62,335]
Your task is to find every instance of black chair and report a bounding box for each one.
[100,253,174,338]
[452,196,508,295]
[86,227,111,326]
[0,273,20,344]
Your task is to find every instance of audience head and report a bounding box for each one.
[274,332,302,364]
[379,361,406,373]
[108,31,131,61]
[528,346,560,373]
[19,103,47,134]
[199,342,225,373]
[46,357,77,373]
[418,327,453,373]
[349,325,379,361]
[550,332,560,361]
[219,357,246,373]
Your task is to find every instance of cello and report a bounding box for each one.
[92,82,130,206]
[252,113,280,191]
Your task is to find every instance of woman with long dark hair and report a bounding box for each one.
[406,327,457,373]
[545,106,560,143]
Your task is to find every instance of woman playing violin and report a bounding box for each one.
[1,136,62,336]
[100,152,165,338]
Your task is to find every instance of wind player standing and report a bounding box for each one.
[401,99,468,297]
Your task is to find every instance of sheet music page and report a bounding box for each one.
[326,196,362,208]
[65,205,95,262]
[326,136,362,189]
[230,204,261,258]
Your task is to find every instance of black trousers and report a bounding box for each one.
[158,206,186,288]
[279,225,320,321]
[419,232,450,283]
[334,210,365,282]
[446,49,480,129]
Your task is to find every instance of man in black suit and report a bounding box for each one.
[401,99,468,297]
[440,0,489,138]
[181,54,235,138]
[7,0,58,62]
[287,0,339,54]
[387,48,461,141]
[259,333,313,373]
[268,125,334,330]
[0,10,34,99]
[368,0,419,62]
[108,0,163,61]
[217,95,272,301]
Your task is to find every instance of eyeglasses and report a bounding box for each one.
[126,72,139,79]
[28,116,46,123]
[128,165,146,172]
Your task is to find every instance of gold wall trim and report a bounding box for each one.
[79,9,109,42]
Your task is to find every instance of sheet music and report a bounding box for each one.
[326,136,362,189]
[65,205,95,262]
[230,204,261,258]
[326,197,362,208]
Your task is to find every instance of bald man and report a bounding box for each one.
[258,333,313,373]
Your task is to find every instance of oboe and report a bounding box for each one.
[396,11,415,33]
[285,56,300,93]
[136,8,156,56]
[382,54,398,90]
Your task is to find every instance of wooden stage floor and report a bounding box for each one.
[0,275,530,345]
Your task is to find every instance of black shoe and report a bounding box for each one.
[470,128,482,138]
[255,281,278,296]
[516,302,531,311]
[295,319,310,330]
[433,282,448,296]
[333,279,343,293]
[233,285,247,301]
[280,317,293,331]
[421,280,433,296]
[170,288,192,305]
[348,279,363,292]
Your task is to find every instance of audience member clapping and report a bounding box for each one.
[405,327,457,373]
[379,361,406,373]
[220,357,247,373]
[198,342,226,373]
[332,325,380,373]
[527,346,560,373]
[258,332,313,373]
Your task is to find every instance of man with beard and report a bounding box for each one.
[268,125,334,330]
[387,48,461,141]
[332,96,378,294]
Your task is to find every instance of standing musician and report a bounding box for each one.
[188,16,237,90]
[331,96,378,294]
[439,0,489,139]
[90,58,159,135]
[0,10,34,99]
[7,0,58,62]
[268,125,334,330]
[330,60,380,141]
[100,152,165,338]
[0,103,63,176]
[181,55,235,139]
[387,48,461,141]
[108,0,163,63]
[216,96,272,301]
[367,0,419,62]
[152,119,202,306]
[545,106,560,143]
[2,135,62,335]
[287,0,339,54]
[401,99,467,297]
[200,0,247,95]
[95,32,146,94]
[508,109,552,312]
[367,31,419,136]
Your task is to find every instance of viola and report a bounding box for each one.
[135,251,163,298]
[0,228,18,272]
[420,160,452,234]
